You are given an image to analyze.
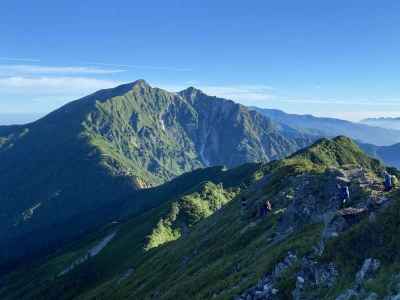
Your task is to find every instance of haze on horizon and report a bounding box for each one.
[1,0,400,124]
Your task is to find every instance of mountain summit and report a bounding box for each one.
[0,80,315,267]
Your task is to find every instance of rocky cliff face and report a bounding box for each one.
[178,87,313,168]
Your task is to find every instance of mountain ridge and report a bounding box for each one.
[0,80,316,269]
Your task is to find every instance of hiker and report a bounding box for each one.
[241,197,247,217]
[384,171,393,191]
[259,200,272,217]
[338,184,350,208]
[265,200,272,213]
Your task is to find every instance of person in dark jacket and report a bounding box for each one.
[338,184,350,208]
[384,171,393,191]
[259,200,272,217]
[241,197,247,218]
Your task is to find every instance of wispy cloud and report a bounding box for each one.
[278,98,400,106]
[0,76,124,113]
[0,57,41,63]
[86,62,192,72]
[0,64,126,75]
[313,110,400,122]
[0,76,122,96]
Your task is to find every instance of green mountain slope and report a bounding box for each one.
[0,80,314,270]
[3,137,399,300]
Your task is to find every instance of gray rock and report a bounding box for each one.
[365,293,379,300]
[297,276,305,285]
[355,258,381,286]
[273,252,298,278]
[335,288,358,300]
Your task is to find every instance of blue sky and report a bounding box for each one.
[1,0,400,123]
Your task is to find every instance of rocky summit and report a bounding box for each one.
[2,136,400,300]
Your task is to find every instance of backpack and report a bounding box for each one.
[392,175,398,187]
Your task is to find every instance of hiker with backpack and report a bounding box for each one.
[259,200,272,217]
[384,171,393,192]
[338,184,350,209]
[241,196,247,218]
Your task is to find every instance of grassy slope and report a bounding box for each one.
[0,83,149,269]
[0,163,262,299]
[0,137,387,300]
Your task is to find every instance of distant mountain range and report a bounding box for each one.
[249,107,400,168]
[361,117,400,130]
[251,107,400,146]
[358,142,400,169]
[0,80,315,268]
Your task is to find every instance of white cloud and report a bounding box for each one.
[0,76,124,113]
[0,76,122,96]
[0,64,125,75]
[278,98,400,106]
[86,62,192,72]
[0,57,41,62]
[313,110,400,122]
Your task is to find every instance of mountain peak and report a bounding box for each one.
[290,136,382,172]
[112,79,150,93]
[131,79,150,88]
[178,86,205,99]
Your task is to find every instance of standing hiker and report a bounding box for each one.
[265,200,272,214]
[259,200,272,217]
[338,184,350,208]
[384,171,393,191]
[241,197,247,218]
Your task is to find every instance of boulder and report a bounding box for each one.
[355,258,381,286]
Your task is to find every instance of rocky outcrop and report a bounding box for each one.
[235,252,339,300]
[275,170,343,237]
[292,258,338,300]
[132,176,153,189]
[355,258,381,286]
[235,252,298,300]
[335,258,381,300]
[384,274,400,300]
